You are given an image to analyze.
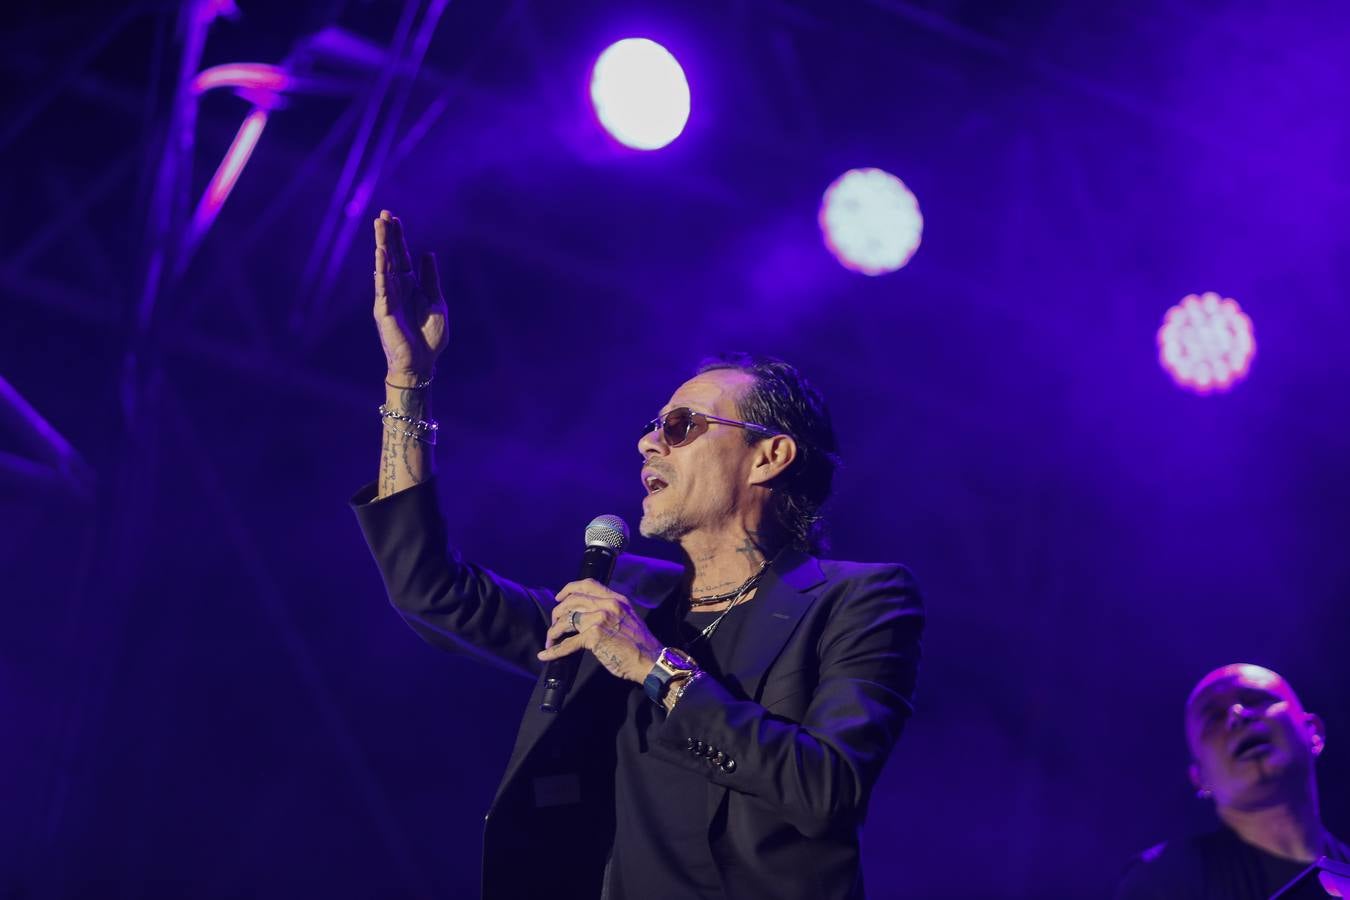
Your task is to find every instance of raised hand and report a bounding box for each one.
[373,209,448,383]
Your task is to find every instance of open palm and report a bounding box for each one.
[373,209,448,380]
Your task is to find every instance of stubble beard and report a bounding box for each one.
[639,508,691,543]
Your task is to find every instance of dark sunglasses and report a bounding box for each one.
[641,407,779,448]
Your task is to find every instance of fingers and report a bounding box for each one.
[379,209,415,273]
[374,213,423,317]
[555,579,621,607]
[373,247,400,326]
[546,595,603,647]
[544,612,587,649]
[538,631,585,662]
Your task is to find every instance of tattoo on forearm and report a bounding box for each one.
[379,387,431,495]
[380,424,399,495]
[396,387,425,417]
[400,430,424,483]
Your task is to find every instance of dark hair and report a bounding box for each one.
[696,353,840,554]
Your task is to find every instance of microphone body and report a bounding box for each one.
[540,516,628,712]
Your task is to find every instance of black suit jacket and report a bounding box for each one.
[353,480,924,899]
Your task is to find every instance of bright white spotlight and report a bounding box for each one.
[819,168,923,275]
[1158,292,1255,394]
[589,38,691,150]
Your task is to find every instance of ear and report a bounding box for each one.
[748,434,798,487]
[1188,761,1204,792]
[1307,713,1326,757]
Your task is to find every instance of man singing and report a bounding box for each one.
[353,210,924,899]
[1115,663,1349,899]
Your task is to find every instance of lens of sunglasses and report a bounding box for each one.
[662,408,696,446]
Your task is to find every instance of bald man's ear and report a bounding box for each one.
[1188,762,1204,793]
[748,434,797,487]
[1308,713,1326,757]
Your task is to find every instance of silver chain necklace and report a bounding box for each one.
[689,561,769,607]
[687,567,767,644]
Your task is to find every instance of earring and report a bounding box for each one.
[1195,787,1213,800]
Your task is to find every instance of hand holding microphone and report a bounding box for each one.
[539,515,628,712]
[539,514,665,711]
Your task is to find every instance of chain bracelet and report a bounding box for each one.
[379,404,439,444]
[383,422,438,446]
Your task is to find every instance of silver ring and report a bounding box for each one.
[570,610,583,632]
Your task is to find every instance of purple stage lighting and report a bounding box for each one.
[589,38,691,150]
[191,62,290,98]
[188,109,268,250]
[1157,292,1256,394]
[819,168,923,275]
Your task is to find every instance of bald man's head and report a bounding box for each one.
[1184,664,1324,812]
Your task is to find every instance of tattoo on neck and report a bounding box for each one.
[735,531,768,565]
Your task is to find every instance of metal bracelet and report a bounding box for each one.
[667,670,705,711]
[378,404,439,432]
[383,422,438,446]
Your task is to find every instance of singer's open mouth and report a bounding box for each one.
[1232,734,1273,761]
[643,473,668,494]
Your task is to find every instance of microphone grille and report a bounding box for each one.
[585,514,629,551]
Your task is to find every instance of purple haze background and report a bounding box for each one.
[2,1,1349,897]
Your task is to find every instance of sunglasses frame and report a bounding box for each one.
[642,406,779,448]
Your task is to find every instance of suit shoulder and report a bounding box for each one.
[615,552,684,578]
[817,558,921,592]
[612,553,686,609]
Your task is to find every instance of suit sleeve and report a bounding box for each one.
[652,564,923,838]
[351,479,552,680]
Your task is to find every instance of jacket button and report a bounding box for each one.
[720,759,736,774]
[709,751,725,766]
[686,738,697,750]
[702,744,717,758]
[691,740,705,755]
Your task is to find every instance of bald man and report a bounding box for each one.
[1115,664,1349,899]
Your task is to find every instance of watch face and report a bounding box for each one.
[661,648,696,672]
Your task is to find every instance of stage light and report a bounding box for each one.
[191,63,290,97]
[1157,291,1255,394]
[589,38,690,150]
[819,168,923,275]
[187,108,268,250]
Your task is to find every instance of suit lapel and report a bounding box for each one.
[489,550,827,812]
[719,548,827,701]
